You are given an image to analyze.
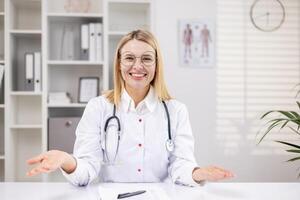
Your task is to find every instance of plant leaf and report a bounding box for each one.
[258,121,282,144]
[288,126,300,135]
[286,157,300,162]
[278,111,296,119]
[290,111,300,119]
[280,120,289,129]
[276,141,300,149]
[296,101,300,110]
[286,149,300,153]
[260,110,277,119]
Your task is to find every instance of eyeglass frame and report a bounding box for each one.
[118,50,157,68]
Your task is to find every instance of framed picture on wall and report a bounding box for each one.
[78,77,99,103]
[179,19,215,68]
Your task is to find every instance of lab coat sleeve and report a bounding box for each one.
[61,97,102,186]
[168,103,200,187]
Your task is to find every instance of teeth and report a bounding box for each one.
[131,73,145,77]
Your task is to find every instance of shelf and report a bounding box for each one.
[0,60,4,64]
[108,0,150,3]
[108,31,127,36]
[0,12,4,16]
[0,104,4,108]
[48,60,103,66]
[10,29,42,35]
[10,0,42,4]
[48,103,87,108]
[0,155,4,160]
[10,125,43,129]
[48,13,103,18]
[10,91,42,96]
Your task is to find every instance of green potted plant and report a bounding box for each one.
[259,100,300,176]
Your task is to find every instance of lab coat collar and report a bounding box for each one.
[121,86,158,113]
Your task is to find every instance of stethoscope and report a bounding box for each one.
[103,101,174,164]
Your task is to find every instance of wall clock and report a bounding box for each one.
[250,0,285,32]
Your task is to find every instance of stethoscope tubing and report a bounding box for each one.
[162,101,171,142]
[103,100,173,164]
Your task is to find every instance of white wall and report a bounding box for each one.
[154,0,299,182]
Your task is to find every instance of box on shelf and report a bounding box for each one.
[48,92,72,104]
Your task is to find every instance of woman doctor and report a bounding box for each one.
[27,30,233,186]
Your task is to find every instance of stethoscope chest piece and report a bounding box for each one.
[166,139,174,152]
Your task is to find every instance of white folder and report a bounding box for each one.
[95,23,103,61]
[0,64,4,88]
[25,53,34,91]
[34,52,41,92]
[81,24,89,51]
[89,23,96,62]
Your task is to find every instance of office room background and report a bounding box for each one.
[0,0,299,182]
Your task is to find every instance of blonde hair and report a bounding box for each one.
[104,30,172,107]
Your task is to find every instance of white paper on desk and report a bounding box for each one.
[98,186,171,200]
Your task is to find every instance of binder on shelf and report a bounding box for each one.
[81,24,89,60]
[25,53,34,91]
[89,23,96,62]
[81,24,89,51]
[0,64,4,89]
[95,23,103,61]
[34,52,41,92]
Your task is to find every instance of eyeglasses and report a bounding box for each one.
[120,51,156,67]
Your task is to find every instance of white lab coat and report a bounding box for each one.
[62,87,199,187]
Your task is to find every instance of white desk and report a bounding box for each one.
[0,182,299,200]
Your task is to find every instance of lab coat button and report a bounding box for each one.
[138,143,142,147]
[138,169,141,172]
[139,118,142,122]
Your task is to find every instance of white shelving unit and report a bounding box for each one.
[47,12,103,18]
[47,60,104,66]
[0,0,4,182]
[2,0,152,182]
[47,103,87,108]
[10,30,42,36]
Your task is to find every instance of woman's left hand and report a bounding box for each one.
[192,166,234,182]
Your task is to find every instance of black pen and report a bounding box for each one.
[117,190,146,199]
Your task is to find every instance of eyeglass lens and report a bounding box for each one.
[120,51,156,67]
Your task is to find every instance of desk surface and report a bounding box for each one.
[0,182,299,200]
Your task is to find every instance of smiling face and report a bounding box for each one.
[119,39,156,93]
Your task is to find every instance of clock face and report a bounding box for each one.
[250,0,285,32]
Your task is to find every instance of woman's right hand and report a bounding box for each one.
[26,150,77,176]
